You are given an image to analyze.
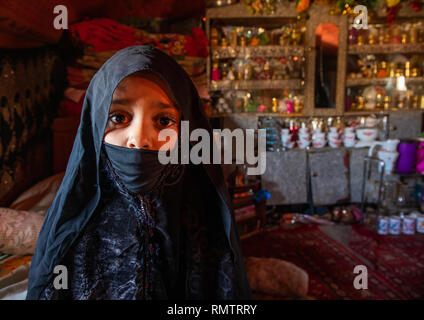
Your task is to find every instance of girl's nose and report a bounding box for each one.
[126,123,152,149]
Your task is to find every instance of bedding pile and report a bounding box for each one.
[59,18,208,117]
[0,172,64,300]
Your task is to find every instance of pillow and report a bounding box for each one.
[10,172,64,215]
[245,256,309,298]
[0,208,44,256]
[0,172,63,256]
[0,278,28,300]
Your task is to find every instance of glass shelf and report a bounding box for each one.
[346,77,424,87]
[209,112,304,118]
[346,20,424,112]
[210,79,303,91]
[210,45,304,59]
[207,16,306,115]
[348,43,424,55]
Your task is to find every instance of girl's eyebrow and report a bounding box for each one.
[110,99,177,110]
[158,102,177,110]
[111,98,134,106]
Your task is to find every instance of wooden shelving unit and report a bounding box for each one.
[209,112,304,117]
[348,43,424,55]
[210,45,304,59]
[206,3,424,119]
[346,77,424,87]
[206,3,307,117]
[210,79,303,91]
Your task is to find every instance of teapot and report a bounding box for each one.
[368,139,400,174]
[364,115,380,127]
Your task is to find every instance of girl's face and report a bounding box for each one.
[103,74,180,150]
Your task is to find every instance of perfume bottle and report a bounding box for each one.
[229,29,238,47]
[227,67,235,80]
[220,61,229,78]
[357,96,365,110]
[412,95,419,109]
[349,28,357,45]
[272,97,278,113]
[398,94,406,109]
[418,86,424,109]
[279,34,288,46]
[401,33,408,44]
[405,61,411,78]
[410,26,418,43]
[211,28,219,47]
[389,62,396,78]
[377,61,387,78]
[244,61,253,80]
[294,98,303,113]
[376,93,383,109]
[384,31,391,44]
[396,68,404,78]
[383,95,390,110]
[221,37,228,47]
[235,60,244,80]
[390,27,402,44]
[291,28,301,46]
[368,33,376,45]
[211,62,220,81]
[240,36,247,47]
[372,63,378,78]
[378,28,385,44]
[411,68,419,77]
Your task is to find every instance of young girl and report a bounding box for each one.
[26,46,252,300]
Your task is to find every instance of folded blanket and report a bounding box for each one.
[0,209,44,256]
[70,18,208,57]
[0,172,65,256]
[0,278,28,300]
[60,18,209,117]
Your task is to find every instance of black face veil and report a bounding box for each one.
[26,46,252,299]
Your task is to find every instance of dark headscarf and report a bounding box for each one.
[26,46,252,300]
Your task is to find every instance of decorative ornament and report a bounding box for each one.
[245,0,264,14]
[257,103,267,112]
[386,0,400,8]
[297,11,309,21]
[337,0,354,12]
[264,0,276,14]
[245,0,276,15]
[386,2,401,26]
[296,0,310,13]
[410,0,423,11]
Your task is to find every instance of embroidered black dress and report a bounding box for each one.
[40,150,237,299]
[27,45,252,300]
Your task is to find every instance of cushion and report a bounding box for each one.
[0,172,64,256]
[245,256,309,298]
[0,208,44,256]
[0,279,28,300]
[10,172,65,215]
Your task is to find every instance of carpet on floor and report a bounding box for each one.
[349,224,424,299]
[241,225,408,300]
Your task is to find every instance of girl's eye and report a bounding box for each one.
[109,113,130,124]
[157,115,177,128]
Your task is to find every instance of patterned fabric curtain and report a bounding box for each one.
[0,47,65,205]
[0,0,205,49]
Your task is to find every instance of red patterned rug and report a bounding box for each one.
[241,225,408,300]
[349,224,424,299]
